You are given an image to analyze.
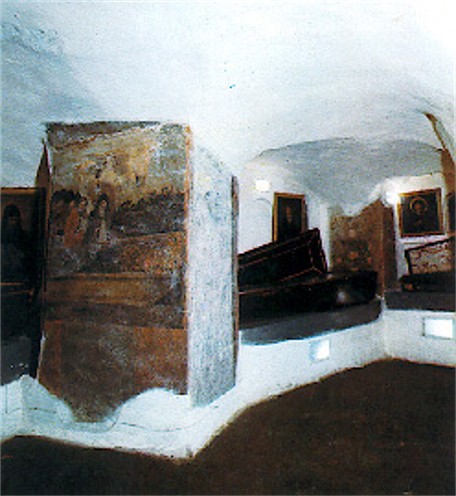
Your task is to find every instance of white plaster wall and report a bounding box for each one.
[383,309,456,365]
[2,2,453,186]
[238,160,330,254]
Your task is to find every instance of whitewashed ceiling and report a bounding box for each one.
[2,1,454,206]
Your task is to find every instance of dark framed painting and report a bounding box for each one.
[398,188,443,237]
[447,192,455,233]
[273,193,307,242]
[1,187,46,370]
[1,187,46,287]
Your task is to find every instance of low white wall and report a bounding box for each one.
[383,309,456,365]
[1,309,454,458]
[236,318,386,403]
[1,317,385,457]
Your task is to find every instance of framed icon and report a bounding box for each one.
[398,189,443,237]
[273,193,307,242]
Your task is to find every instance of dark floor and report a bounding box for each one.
[1,360,455,495]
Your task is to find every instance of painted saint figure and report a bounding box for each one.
[400,191,443,237]
[63,196,90,248]
[278,204,302,242]
[408,197,428,234]
[85,193,112,248]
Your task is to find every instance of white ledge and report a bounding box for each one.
[2,310,455,458]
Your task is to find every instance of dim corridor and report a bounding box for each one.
[1,360,454,495]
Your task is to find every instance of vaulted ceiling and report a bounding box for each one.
[2,1,454,206]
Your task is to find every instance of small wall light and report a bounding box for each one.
[309,338,330,362]
[423,317,454,339]
[254,179,270,193]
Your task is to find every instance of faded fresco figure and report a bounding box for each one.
[86,193,111,246]
[50,190,72,239]
[84,193,117,270]
[48,191,89,275]
[1,204,32,283]
[64,195,90,248]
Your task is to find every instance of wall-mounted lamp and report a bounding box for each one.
[254,179,270,193]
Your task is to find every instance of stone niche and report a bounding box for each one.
[39,122,238,421]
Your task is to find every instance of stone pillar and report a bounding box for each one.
[187,147,238,405]
[39,122,237,420]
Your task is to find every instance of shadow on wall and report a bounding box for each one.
[1,15,102,186]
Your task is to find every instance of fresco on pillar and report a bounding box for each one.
[40,123,191,419]
[46,123,188,322]
[330,199,396,295]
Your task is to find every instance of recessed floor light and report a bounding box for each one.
[423,317,454,339]
[309,339,330,362]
